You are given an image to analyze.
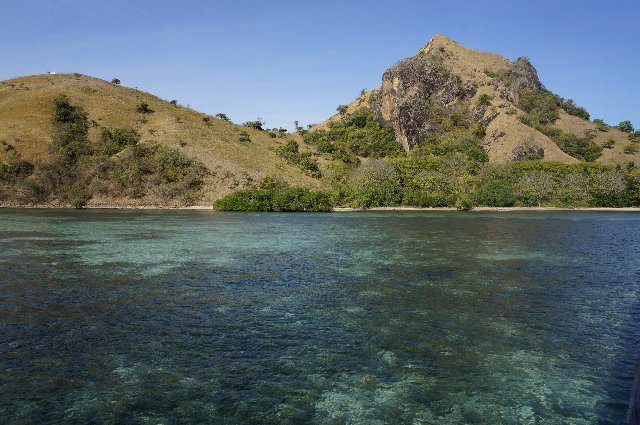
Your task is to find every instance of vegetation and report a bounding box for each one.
[517,89,560,124]
[472,180,516,207]
[558,98,590,120]
[136,102,153,114]
[517,88,589,122]
[243,120,264,131]
[553,132,602,162]
[593,119,608,132]
[303,107,402,162]
[213,179,332,212]
[412,132,488,163]
[0,96,207,206]
[518,89,601,161]
[1,71,637,211]
[50,94,89,165]
[618,121,634,133]
[100,127,139,156]
[215,113,231,122]
[111,78,121,85]
[476,94,492,107]
[276,140,321,178]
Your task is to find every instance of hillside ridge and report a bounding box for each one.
[0,73,323,206]
[321,35,638,165]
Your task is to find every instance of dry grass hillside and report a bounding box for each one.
[319,35,640,166]
[0,74,323,205]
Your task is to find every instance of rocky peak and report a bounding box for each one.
[371,36,544,151]
[505,57,543,102]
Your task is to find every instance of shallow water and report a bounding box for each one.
[1,210,639,424]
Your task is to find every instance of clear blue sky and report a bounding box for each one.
[2,0,638,130]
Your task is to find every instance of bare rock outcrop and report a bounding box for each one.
[506,57,543,103]
[372,36,543,152]
[373,47,471,150]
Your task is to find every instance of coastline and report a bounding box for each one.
[2,204,640,212]
[333,206,640,212]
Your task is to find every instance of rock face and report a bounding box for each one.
[319,34,637,165]
[373,47,473,150]
[372,35,543,152]
[505,57,543,103]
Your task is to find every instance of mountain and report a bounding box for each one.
[321,34,637,165]
[1,36,639,210]
[0,74,322,207]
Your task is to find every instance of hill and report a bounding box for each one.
[0,74,322,207]
[319,34,639,165]
[2,36,639,210]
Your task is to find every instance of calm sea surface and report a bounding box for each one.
[1,210,639,424]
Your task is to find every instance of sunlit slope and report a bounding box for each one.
[0,73,323,202]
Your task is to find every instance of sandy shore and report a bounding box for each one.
[332,206,640,212]
[2,204,640,212]
[0,203,214,210]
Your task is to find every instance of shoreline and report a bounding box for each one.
[333,206,640,212]
[2,204,640,212]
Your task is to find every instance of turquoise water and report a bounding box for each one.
[1,210,639,424]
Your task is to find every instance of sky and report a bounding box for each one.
[1,0,638,130]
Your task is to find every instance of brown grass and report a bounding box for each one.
[0,74,325,205]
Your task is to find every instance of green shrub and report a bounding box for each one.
[618,121,634,133]
[414,133,488,163]
[136,102,153,114]
[50,94,89,164]
[593,119,608,132]
[555,133,602,162]
[455,77,469,98]
[0,159,34,182]
[276,140,321,178]
[473,180,516,207]
[484,69,497,78]
[303,107,402,160]
[624,144,638,155]
[238,131,251,142]
[402,190,454,207]
[603,139,615,149]
[243,120,264,131]
[213,179,332,212]
[519,112,602,162]
[455,194,474,211]
[340,159,403,208]
[559,98,590,120]
[476,94,493,107]
[111,78,121,85]
[12,178,46,204]
[71,197,86,209]
[100,127,140,156]
[215,113,231,122]
[517,88,560,124]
